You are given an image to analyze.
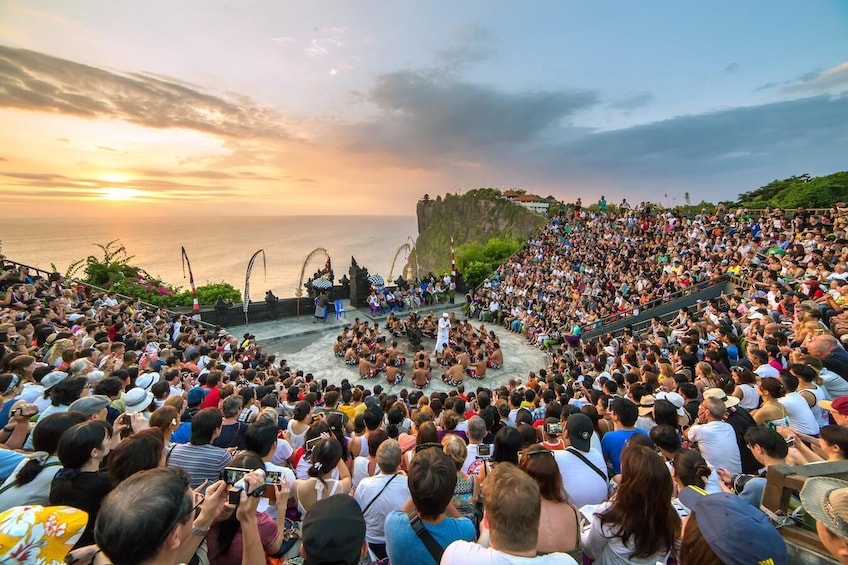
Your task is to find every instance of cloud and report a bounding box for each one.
[755,82,778,92]
[271,36,297,45]
[341,69,599,159]
[133,169,279,181]
[0,170,237,196]
[306,27,345,57]
[529,94,848,188]
[0,45,297,139]
[725,62,739,74]
[435,24,496,70]
[607,92,653,110]
[783,61,848,94]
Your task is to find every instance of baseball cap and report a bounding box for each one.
[819,397,848,416]
[186,387,206,407]
[703,387,740,408]
[800,477,848,543]
[679,487,787,565]
[302,494,365,565]
[69,395,111,418]
[565,413,594,452]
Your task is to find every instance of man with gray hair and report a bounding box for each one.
[684,396,742,473]
[461,416,487,474]
[68,357,94,377]
[353,438,410,560]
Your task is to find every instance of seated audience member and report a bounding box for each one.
[600,398,648,475]
[301,494,369,565]
[801,477,848,564]
[353,439,410,560]
[717,425,788,507]
[554,413,609,507]
[443,462,578,564]
[167,407,233,489]
[582,445,680,564]
[92,466,231,565]
[384,447,476,565]
[684,396,743,474]
[680,487,787,565]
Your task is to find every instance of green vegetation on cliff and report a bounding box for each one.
[737,172,848,209]
[412,188,545,277]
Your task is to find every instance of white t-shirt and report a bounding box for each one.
[820,368,848,400]
[461,443,482,474]
[687,421,742,474]
[779,393,821,436]
[755,364,780,379]
[553,448,608,508]
[443,540,577,565]
[353,473,410,544]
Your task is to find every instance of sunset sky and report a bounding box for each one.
[1,1,847,216]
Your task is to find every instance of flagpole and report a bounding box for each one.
[181,247,199,314]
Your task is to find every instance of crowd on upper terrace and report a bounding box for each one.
[467,200,848,349]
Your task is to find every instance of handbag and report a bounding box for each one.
[566,447,615,499]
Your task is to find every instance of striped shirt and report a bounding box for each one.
[167,443,232,489]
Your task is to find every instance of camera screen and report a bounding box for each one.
[222,467,251,486]
[546,423,563,435]
[477,444,492,458]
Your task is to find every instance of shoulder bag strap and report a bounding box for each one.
[566,447,608,481]
[361,474,398,515]
[0,460,62,497]
[409,513,444,563]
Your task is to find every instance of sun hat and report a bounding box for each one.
[637,395,656,417]
[302,494,365,565]
[135,372,161,392]
[41,371,69,391]
[820,396,848,416]
[565,413,594,452]
[703,387,740,408]
[679,487,787,565]
[442,312,449,318]
[124,387,154,414]
[0,505,89,563]
[69,395,111,418]
[800,476,848,542]
[656,391,690,425]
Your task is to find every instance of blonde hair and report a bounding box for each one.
[441,434,467,471]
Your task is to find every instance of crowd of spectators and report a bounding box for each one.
[5,201,848,564]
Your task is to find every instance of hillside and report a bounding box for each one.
[737,171,848,208]
[411,189,547,276]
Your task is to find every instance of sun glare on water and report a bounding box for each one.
[99,187,144,201]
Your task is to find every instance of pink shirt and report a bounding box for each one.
[207,511,278,565]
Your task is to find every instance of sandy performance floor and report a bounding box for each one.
[262,322,550,393]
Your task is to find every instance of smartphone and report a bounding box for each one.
[546,423,563,436]
[305,437,321,455]
[265,471,283,486]
[222,467,251,486]
[120,414,132,427]
[476,444,492,459]
[786,436,795,446]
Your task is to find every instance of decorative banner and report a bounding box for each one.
[180,247,199,313]
[243,249,267,325]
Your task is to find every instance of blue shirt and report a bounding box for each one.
[601,428,649,475]
[171,422,192,444]
[0,449,26,483]
[384,511,475,565]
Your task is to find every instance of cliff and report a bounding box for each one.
[411,189,547,276]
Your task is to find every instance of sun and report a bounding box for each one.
[99,187,144,201]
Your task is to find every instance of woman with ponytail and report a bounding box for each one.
[672,448,722,500]
[49,419,114,547]
[292,437,351,518]
[0,412,85,511]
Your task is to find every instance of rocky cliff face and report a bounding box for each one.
[410,189,546,276]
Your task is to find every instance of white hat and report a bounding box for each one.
[443,313,449,318]
[703,387,740,408]
[135,372,160,392]
[124,387,153,414]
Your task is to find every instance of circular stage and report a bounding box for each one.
[263,320,550,393]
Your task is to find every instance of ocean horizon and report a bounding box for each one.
[1,216,418,299]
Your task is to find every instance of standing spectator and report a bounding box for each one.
[384,447,476,565]
[443,462,578,564]
[353,439,410,560]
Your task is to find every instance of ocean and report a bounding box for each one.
[0,216,417,298]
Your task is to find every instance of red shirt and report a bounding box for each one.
[200,385,221,409]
